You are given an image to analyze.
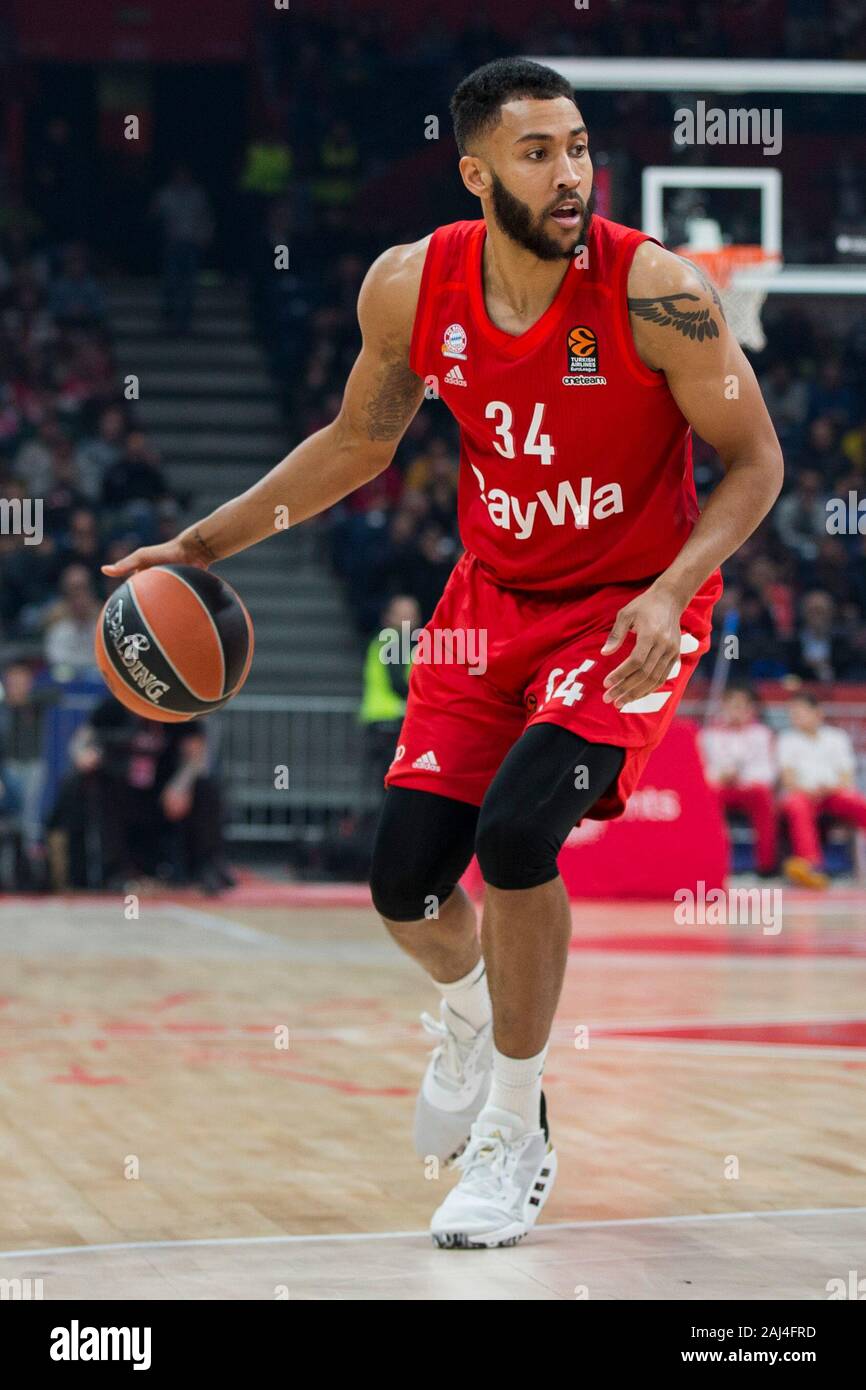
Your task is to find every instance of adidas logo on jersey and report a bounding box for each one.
[412,750,441,772]
[444,365,467,387]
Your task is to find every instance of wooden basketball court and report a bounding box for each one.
[1,883,865,1300]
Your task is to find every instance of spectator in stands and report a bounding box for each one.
[744,554,796,641]
[43,563,101,675]
[360,594,419,793]
[759,360,809,455]
[401,522,459,624]
[840,403,866,476]
[0,735,23,819]
[358,507,421,633]
[75,403,127,501]
[61,507,105,590]
[0,662,42,859]
[0,661,41,759]
[13,416,67,497]
[48,244,105,325]
[808,534,856,607]
[807,359,857,431]
[735,589,787,678]
[785,590,853,683]
[0,531,63,637]
[31,117,89,241]
[238,124,294,201]
[3,273,55,355]
[47,697,233,892]
[841,598,866,678]
[43,436,89,535]
[799,417,849,486]
[152,163,214,335]
[312,119,360,209]
[777,693,866,888]
[101,431,168,540]
[699,687,779,875]
[773,469,828,563]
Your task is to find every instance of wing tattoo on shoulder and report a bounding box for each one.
[627,291,720,343]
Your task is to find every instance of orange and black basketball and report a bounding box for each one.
[95,565,254,723]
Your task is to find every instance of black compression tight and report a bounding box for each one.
[369,724,624,920]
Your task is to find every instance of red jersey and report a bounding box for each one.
[409,215,705,594]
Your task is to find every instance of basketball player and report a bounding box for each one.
[105,59,784,1248]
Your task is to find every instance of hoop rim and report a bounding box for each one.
[674,244,782,288]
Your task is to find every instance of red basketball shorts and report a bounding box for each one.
[384,551,722,819]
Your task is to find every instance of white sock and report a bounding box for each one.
[483,1044,548,1134]
[433,958,491,1034]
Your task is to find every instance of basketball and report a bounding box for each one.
[94,565,254,723]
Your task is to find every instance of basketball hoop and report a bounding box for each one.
[674,243,781,351]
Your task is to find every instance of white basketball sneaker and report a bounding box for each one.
[414,1002,493,1163]
[430,1095,556,1249]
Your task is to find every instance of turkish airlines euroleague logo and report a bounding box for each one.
[564,325,606,386]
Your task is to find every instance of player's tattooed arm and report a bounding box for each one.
[354,336,426,443]
[334,240,428,449]
[624,237,783,605]
[600,239,782,708]
[627,241,730,358]
[627,291,721,343]
[190,527,218,563]
[675,254,727,321]
[628,251,727,345]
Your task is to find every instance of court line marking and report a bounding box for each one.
[166,905,273,943]
[0,899,275,946]
[2,1205,865,1260]
[569,951,866,969]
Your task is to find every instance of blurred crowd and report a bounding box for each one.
[699,343,866,684]
[0,211,228,892]
[0,221,186,667]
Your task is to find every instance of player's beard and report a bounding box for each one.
[489,172,594,261]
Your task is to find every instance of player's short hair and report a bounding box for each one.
[450,58,577,156]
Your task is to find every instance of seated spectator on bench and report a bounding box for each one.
[43,563,102,677]
[699,686,778,876]
[777,692,866,889]
[46,696,234,894]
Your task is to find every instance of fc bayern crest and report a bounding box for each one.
[441,322,468,359]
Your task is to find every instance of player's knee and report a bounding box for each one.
[369,833,445,922]
[474,803,558,892]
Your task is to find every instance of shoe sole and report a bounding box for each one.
[432,1226,527,1250]
[431,1146,558,1249]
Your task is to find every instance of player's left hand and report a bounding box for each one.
[600,586,683,710]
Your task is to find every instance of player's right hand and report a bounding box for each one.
[101,535,210,580]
